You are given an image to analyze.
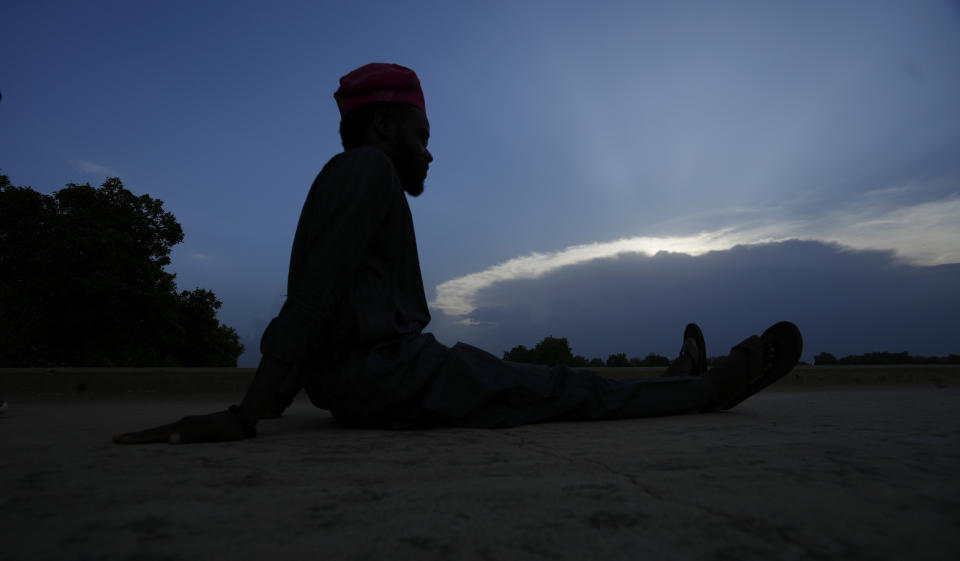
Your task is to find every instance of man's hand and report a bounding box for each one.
[113,407,255,445]
[114,355,292,445]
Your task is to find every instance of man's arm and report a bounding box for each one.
[114,149,399,444]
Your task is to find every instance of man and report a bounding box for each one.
[115,63,802,444]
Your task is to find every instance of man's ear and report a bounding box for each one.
[370,108,397,144]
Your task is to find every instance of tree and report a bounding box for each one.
[0,174,243,366]
[814,352,838,365]
[569,354,588,367]
[173,288,245,367]
[606,352,629,367]
[503,344,534,363]
[640,353,670,367]
[624,354,671,366]
[503,336,577,366]
[588,357,604,367]
[532,336,575,367]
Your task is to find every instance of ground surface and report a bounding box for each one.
[2,385,959,561]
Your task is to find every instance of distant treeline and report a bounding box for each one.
[503,336,671,368]
[814,351,960,365]
[503,336,960,369]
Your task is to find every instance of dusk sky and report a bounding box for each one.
[3,0,959,366]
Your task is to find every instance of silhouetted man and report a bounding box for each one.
[115,63,801,444]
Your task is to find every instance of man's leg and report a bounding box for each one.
[414,322,799,429]
[417,342,718,428]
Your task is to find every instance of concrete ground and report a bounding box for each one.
[2,373,959,560]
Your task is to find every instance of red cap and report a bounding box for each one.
[334,63,426,117]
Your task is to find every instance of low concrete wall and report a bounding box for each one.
[2,364,958,396]
[0,367,258,396]
[594,364,960,388]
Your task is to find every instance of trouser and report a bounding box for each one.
[304,333,717,429]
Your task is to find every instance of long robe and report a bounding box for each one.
[261,147,714,428]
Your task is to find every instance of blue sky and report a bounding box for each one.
[3,0,959,365]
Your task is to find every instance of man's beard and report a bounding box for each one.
[401,170,426,197]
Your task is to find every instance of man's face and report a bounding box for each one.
[385,107,432,196]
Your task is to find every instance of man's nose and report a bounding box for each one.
[425,149,433,164]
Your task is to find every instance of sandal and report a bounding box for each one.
[662,323,707,377]
[718,321,803,410]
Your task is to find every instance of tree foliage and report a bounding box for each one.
[504,336,681,369]
[502,344,535,364]
[531,336,574,367]
[503,335,587,367]
[814,352,838,365]
[605,352,629,367]
[0,174,243,366]
[814,351,959,365]
[629,353,670,367]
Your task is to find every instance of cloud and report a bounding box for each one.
[428,240,960,363]
[190,252,212,261]
[71,159,118,176]
[814,197,960,266]
[432,229,773,317]
[432,194,960,318]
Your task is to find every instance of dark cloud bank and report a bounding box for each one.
[437,240,960,362]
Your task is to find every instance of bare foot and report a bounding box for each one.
[113,408,254,445]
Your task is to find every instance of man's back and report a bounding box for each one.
[260,146,431,367]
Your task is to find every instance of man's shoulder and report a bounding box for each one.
[311,146,400,200]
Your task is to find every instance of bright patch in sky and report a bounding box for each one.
[433,230,758,317]
[433,194,960,319]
